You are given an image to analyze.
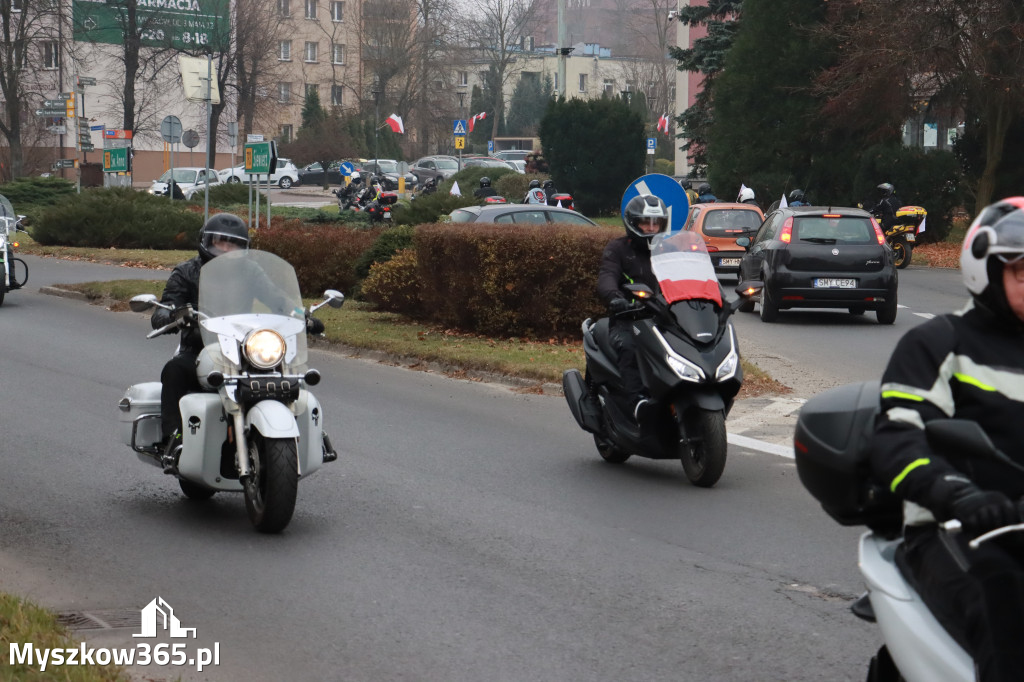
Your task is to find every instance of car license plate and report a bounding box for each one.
[905,233,915,242]
[814,278,857,288]
[719,258,741,267]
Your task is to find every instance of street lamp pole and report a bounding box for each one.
[457,87,466,170]
[372,83,381,171]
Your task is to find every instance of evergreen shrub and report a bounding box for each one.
[355,224,415,278]
[361,248,420,316]
[392,191,478,225]
[31,187,202,248]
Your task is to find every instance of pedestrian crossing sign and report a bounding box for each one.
[453,119,467,135]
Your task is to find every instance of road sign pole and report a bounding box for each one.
[204,54,212,224]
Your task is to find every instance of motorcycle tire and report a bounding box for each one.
[866,645,900,682]
[593,434,630,464]
[0,279,5,306]
[680,409,727,488]
[891,237,912,269]
[243,433,299,533]
[178,478,217,500]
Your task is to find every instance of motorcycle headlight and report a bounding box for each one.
[715,328,739,381]
[667,354,705,383]
[244,329,286,369]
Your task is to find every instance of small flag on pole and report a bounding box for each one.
[450,180,461,196]
[918,215,927,234]
[385,114,404,134]
[656,114,670,135]
[779,193,789,208]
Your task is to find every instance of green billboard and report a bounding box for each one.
[72,0,230,52]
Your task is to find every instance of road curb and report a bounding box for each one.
[38,285,91,302]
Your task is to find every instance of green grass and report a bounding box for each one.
[0,594,129,681]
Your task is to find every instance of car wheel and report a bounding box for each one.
[759,281,779,323]
[278,177,293,189]
[227,176,240,183]
[877,291,898,325]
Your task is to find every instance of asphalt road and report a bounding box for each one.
[0,258,965,681]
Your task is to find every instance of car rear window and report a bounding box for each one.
[794,216,875,244]
[701,209,761,237]
[449,209,477,223]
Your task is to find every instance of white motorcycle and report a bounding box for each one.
[0,193,29,306]
[119,249,344,533]
[794,381,1024,681]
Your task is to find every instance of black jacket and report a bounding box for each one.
[474,187,498,198]
[152,256,203,353]
[597,236,659,306]
[872,195,903,229]
[871,304,1024,524]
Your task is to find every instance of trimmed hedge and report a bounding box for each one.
[362,248,420,316]
[355,224,415,278]
[392,191,478,225]
[251,220,381,298]
[408,222,607,337]
[0,176,77,207]
[32,187,202,249]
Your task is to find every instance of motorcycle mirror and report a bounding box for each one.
[735,281,762,298]
[324,289,345,308]
[924,419,1024,474]
[129,293,160,313]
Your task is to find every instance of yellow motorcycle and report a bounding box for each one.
[869,205,926,270]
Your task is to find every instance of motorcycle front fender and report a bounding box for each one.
[246,400,300,439]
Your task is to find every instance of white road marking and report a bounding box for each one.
[728,433,794,459]
[914,312,935,319]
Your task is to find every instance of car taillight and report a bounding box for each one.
[780,217,793,244]
[706,244,719,252]
[870,217,885,244]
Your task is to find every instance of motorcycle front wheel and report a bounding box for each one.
[891,237,912,269]
[243,433,299,533]
[680,409,727,487]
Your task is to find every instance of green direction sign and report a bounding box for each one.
[244,142,272,174]
[103,147,129,173]
[72,0,230,51]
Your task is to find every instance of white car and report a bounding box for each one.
[148,167,219,199]
[216,158,300,188]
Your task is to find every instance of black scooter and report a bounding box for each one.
[563,232,760,487]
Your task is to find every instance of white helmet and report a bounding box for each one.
[737,186,755,203]
[961,197,1024,319]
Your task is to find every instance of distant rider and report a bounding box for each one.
[788,189,809,207]
[474,176,498,199]
[524,179,547,205]
[871,182,903,231]
[696,183,718,204]
[737,186,759,207]
[870,198,1024,681]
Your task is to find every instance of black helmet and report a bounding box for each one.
[542,179,554,189]
[961,198,1024,326]
[681,179,692,190]
[529,179,541,189]
[623,194,669,248]
[789,189,805,203]
[877,182,894,198]
[698,183,712,196]
[198,213,249,263]
[480,176,491,188]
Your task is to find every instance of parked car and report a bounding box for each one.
[737,205,898,324]
[494,150,531,163]
[298,161,345,186]
[216,158,301,188]
[683,202,764,276]
[448,204,597,225]
[461,156,518,171]
[361,159,417,190]
[148,167,219,199]
[410,155,460,187]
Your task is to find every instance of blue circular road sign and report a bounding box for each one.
[620,173,690,233]
[339,161,355,176]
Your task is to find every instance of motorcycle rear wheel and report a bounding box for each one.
[680,409,727,487]
[178,478,216,500]
[243,433,298,533]
[891,238,912,269]
[593,434,631,464]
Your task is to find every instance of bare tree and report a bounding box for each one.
[464,0,539,140]
[0,0,61,178]
[235,0,286,136]
[611,0,676,128]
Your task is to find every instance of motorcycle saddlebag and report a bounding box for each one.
[118,382,163,450]
[792,381,902,536]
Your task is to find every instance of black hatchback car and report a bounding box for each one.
[737,206,898,324]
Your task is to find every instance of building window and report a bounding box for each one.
[578,73,587,92]
[458,71,468,87]
[279,40,291,61]
[330,0,343,21]
[278,82,291,103]
[304,0,316,18]
[277,0,289,16]
[331,85,344,106]
[279,124,293,144]
[305,83,319,99]
[331,43,344,64]
[11,0,23,10]
[42,40,59,69]
[603,78,615,96]
[304,41,318,62]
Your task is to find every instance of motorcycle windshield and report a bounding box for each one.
[0,194,14,233]
[198,250,308,364]
[650,231,722,307]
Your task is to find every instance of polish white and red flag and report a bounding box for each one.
[651,234,722,306]
[385,113,404,134]
[468,111,488,132]
[656,114,670,134]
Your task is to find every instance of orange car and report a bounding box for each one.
[683,202,765,275]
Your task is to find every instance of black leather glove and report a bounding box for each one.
[929,477,1020,535]
[608,298,633,315]
[306,316,325,335]
[173,305,195,325]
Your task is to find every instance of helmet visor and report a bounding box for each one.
[634,216,668,235]
[202,231,249,257]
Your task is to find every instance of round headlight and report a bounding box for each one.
[244,329,286,369]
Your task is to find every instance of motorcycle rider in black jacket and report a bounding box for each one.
[871,182,903,230]
[870,198,1024,681]
[596,194,668,422]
